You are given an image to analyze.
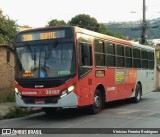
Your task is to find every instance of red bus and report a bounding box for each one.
[15,26,155,114]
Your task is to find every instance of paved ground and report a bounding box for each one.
[0,91,160,137]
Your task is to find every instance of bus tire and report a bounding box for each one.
[43,108,57,115]
[89,89,103,114]
[132,83,142,103]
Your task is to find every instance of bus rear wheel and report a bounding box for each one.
[132,83,142,103]
[89,89,103,114]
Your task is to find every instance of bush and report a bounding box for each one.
[0,94,15,103]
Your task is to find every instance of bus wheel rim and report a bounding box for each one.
[137,87,141,100]
[94,95,101,108]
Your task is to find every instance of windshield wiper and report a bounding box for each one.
[25,43,37,70]
[45,41,58,60]
[25,43,35,60]
[42,43,56,71]
[33,48,37,70]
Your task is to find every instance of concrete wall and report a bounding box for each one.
[0,45,15,99]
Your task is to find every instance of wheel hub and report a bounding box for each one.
[94,95,101,108]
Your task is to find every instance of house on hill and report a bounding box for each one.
[0,44,15,100]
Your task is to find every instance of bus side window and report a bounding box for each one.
[106,42,116,67]
[79,43,92,66]
[94,40,105,67]
[141,50,148,69]
[116,45,124,67]
[133,48,141,68]
[148,51,154,69]
[125,46,132,68]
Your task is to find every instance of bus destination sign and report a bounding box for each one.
[23,32,56,41]
[18,30,65,42]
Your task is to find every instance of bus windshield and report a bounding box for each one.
[16,43,75,78]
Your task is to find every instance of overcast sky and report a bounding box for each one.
[0,0,160,27]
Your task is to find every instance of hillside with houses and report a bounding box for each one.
[105,18,160,40]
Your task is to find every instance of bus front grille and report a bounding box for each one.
[22,96,59,104]
[16,79,64,88]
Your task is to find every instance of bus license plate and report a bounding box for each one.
[35,100,45,104]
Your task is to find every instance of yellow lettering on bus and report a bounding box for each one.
[116,73,125,81]
[23,70,33,77]
[40,32,56,40]
[25,70,31,73]
[23,34,32,41]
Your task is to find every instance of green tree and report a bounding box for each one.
[48,19,67,26]
[105,29,124,39]
[69,14,98,32]
[69,14,124,39]
[98,23,108,34]
[0,9,17,45]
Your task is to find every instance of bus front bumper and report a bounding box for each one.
[16,92,78,108]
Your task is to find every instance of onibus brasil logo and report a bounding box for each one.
[1,129,42,136]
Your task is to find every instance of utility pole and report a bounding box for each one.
[141,0,147,45]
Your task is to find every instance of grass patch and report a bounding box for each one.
[4,107,30,119]
[0,94,15,103]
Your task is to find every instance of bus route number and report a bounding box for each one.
[23,34,32,41]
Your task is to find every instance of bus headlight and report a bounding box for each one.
[61,89,68,98]
[15,88,18,93]
[68,85,75,92]
[60,85,75,98]
[15,88,22,98]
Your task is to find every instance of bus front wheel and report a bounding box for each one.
[89,89,103,114]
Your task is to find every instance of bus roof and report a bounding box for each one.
[17,26,155,51]
[132,42,155,51]
[18,26,131,46]
[17,26,69,33]
[74,26,132,46]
